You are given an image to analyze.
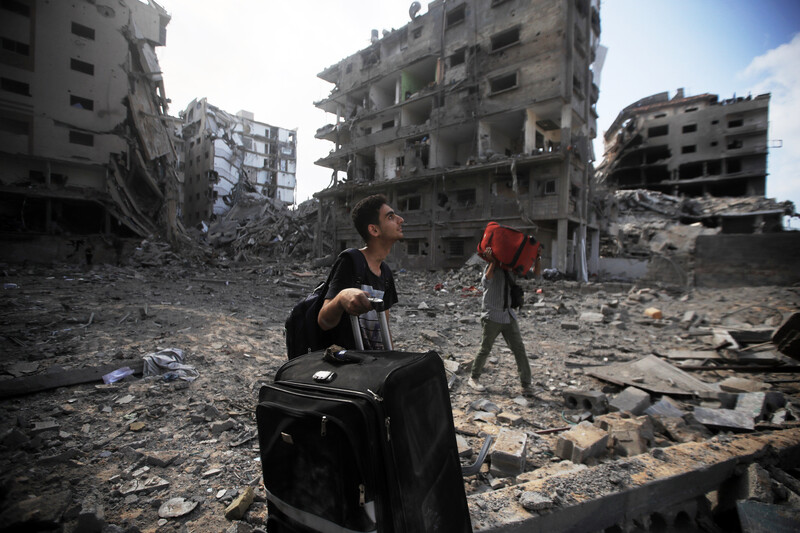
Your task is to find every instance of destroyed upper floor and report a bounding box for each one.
[598,90,770,198]
[313,0,601,184]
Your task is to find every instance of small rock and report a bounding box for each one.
[225,486,255,521]
[519,491,553,511]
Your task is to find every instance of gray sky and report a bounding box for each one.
[155,0,800,224]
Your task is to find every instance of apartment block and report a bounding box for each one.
[313,0,601,275]
[0,0,181,249]
[598,89,770,197]
[180,98,297,227]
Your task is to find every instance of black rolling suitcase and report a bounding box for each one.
[256,310,471,532]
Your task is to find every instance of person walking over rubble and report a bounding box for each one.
[318,194,404,349]
[468,247,534,394]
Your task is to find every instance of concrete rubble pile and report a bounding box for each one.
[0,258,799,532]
[598,190,795,259]
[206,197,322,263]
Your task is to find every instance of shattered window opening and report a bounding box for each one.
[447,239,465,256]
[544,180,556,195]
[450,47,466,67]
[681,145,696,154]
[412,28,422,39]
[489,72,518,95]
[446,4,466,28]
[71,22,95,40]
[682,124,697,133]
[68,130,93,146]
[728,119,743,128]
[490,26,521,53]
[69,95,93,111]
[685,107,698,112]
[1,77,30,96]
[648,125,668,138]
[727,139,743,150]
[455,189,476,207]
[70,58,94,76]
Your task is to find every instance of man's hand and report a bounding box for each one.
[318,288,372,331]
[336,288,373,316]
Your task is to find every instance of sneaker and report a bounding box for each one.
[468,377,486,392]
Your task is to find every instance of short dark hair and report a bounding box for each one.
[352,194,388,243]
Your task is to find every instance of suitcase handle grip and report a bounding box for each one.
[348,298,393,351]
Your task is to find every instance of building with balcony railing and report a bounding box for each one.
[312,0,602,275]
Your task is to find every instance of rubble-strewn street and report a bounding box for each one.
[1,257,798,532]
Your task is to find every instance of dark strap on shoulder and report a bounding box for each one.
[341,248,368,287]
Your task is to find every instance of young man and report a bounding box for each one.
[318,194,404,350]
[468,247,534,394]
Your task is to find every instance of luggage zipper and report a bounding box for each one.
[366,388,382,401]
[321,415,327,436]
[385,417,390,442]
[358,484,366,507]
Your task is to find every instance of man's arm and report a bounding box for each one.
[483,247,498,280]
[318,288,372,331]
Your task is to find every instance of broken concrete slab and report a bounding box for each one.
[737,500,800,533]
[555,421,608,464]
[773,311,800,360]
[467,428,800,533]
[719,376,771,393]
[0,360,145,399]
[609,386,651,415]
[692,406,755,431]
[587,355,720,397]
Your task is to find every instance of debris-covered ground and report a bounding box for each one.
[1,257,799,532]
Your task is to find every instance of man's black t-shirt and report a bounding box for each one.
[325,250,397,350]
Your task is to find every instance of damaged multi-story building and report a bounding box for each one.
[598,89,770,198]
[0,0,182,262]
[179,98,297,229]
[313,0,601,275]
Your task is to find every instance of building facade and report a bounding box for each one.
[598,89,770,198]
[313,0,601,275]
[0,0,182,248]
[180,98,297,228]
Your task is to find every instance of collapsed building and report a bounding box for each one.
[312,0,602,277]
[592,89,799,287]
[597,89,770,198]
[0,0,185,263]
[179,99,297,229]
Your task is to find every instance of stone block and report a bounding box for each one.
[561,321,580,330]
[555,421,608,464]
[596,413,654,457]
[609,386,651,415]
[489,428,527,477]
[562,389,609,415]
[211,419,235,436]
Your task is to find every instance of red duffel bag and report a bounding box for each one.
[477,221,541,275]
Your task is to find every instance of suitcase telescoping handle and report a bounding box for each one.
[349,297,393,351]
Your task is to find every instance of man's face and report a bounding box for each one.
[374,204,404,241]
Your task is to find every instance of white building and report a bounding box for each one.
[180,98,297,227]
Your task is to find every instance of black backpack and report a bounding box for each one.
[285,248,367,359]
